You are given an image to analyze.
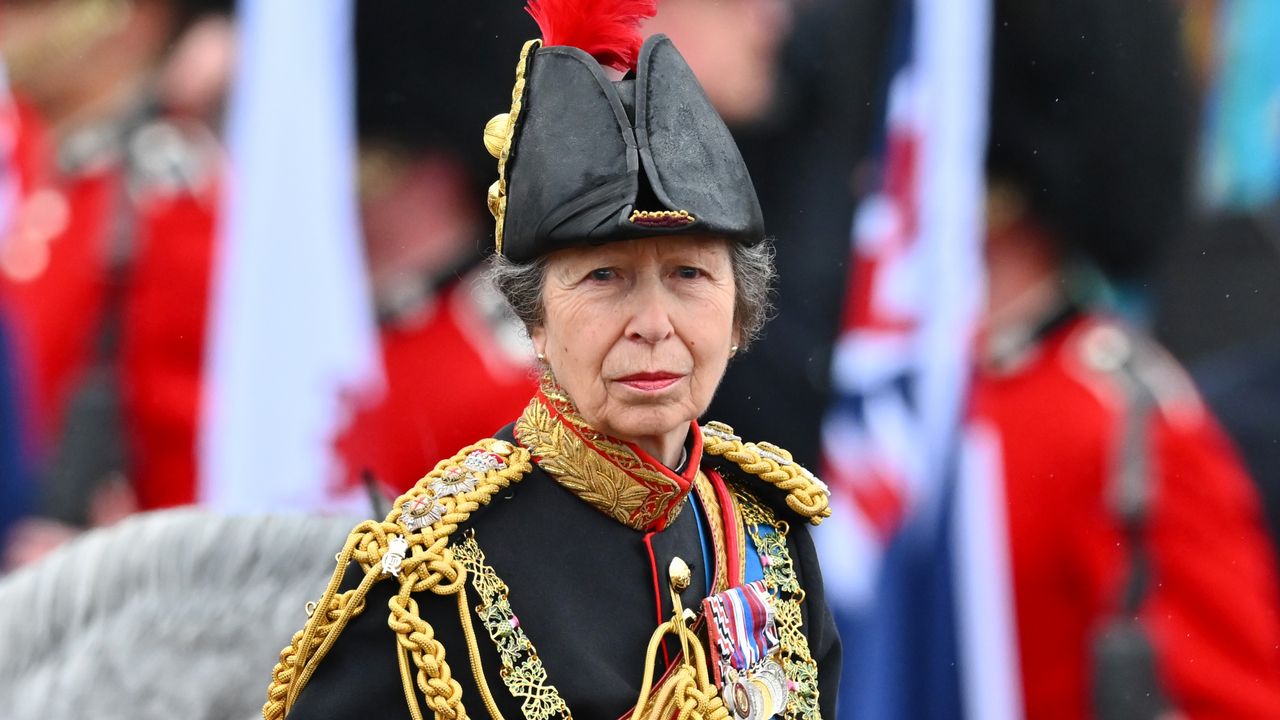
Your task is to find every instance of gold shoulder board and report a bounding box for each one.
[264,438,534,720]
[701,421,832,525]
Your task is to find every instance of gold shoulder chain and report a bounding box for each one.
[263,438,534,720]
[454,533,573,720]
[735,489,823,720]
[702,421,832,525]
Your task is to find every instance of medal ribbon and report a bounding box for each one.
[702,580,780,676]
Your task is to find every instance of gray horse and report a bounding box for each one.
[0,510,355,720]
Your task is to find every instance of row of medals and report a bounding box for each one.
[722,654,790,719]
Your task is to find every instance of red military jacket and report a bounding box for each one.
[971,312,1280,718]
[336,275,537,495]
[0,99,219,512]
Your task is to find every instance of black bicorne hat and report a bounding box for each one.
[483,4,764,262]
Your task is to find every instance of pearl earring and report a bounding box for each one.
[730,345,739,356]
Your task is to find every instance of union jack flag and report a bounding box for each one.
[814,1,1022,717]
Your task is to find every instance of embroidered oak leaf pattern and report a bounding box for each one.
[454,536,572,720]
[515,395,684,529]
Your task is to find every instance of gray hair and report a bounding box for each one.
[0,509,357,720]
[485,239,777,349]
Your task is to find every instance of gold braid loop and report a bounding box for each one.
[263,438,533,720]
[389,588,466,720]
[263,587,370,720]
[633,618,731,720]
[700,421,832,525]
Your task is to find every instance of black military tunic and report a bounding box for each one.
[272,388,840,720]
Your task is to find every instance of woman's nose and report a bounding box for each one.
[624,278,675,344]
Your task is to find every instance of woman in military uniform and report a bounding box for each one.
[263,2,840,719]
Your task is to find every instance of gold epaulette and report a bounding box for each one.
[700,421,832,525]
[263,438,534,720]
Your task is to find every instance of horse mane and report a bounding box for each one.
[0,509,356,720]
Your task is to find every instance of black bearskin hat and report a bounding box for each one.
[356,1,537,189]
[987,0,1195,279]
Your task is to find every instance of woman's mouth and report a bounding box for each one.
[616,372,682,392]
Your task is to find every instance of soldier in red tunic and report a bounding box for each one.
[0,1,230,567]
[0,2,542,548]
[334,1,543,496]
[974,1,1280,716]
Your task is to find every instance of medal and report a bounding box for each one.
[702,580,791,719]
[723,660,790,720]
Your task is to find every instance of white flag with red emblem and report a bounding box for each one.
[200,0,381,512]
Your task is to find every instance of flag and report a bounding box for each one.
[1201,0,1280,209]
[199,0,381,512]
[0,60,33,542]
[0,61,19,243]
[814,0,1021,716]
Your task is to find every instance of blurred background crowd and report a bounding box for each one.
[0,0,1279,718]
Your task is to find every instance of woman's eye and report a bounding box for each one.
[675,266,703,280]
[589,268,616,281]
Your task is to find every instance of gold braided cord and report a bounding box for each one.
[292,568,379,702]
[263,438,534,720]
[389,584,465,719]
[628,209,696,225]
[736,492,822,720]
[632,618,731,720]
[397,634,426,720]
[701,421,832,525]
[265,576,372,719]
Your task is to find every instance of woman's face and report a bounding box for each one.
[532,236,738,458]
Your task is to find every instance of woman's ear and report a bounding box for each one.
[530,325,547,359]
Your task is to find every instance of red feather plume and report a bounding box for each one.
[525,0,658,72]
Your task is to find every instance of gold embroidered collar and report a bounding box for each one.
[514,379,702,532]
